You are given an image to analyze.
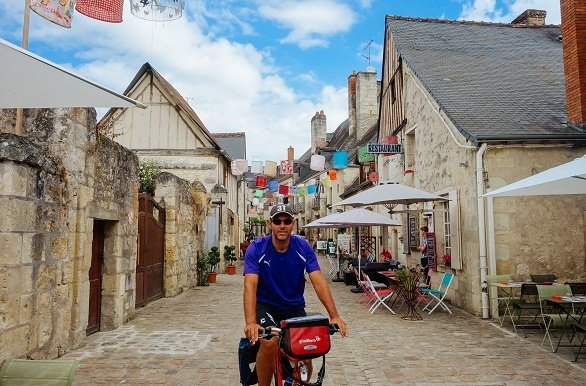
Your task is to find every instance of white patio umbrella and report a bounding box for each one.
[333,182,448,209]
[483,156,586,197]
[304,208,401,279]
[0,37,145,109]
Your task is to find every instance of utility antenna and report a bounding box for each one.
[361,39,374,67]
[184,96,196,104]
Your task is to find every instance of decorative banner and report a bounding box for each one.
[268,180,278,192]
[254,189,264,198]
[298,185,307,197]
[243,171,255,181]
[333,151,349,169]
[368,171,379,182]
[307,184,317,195]
[251,161,263,174]
[266,191,274,199]
[358,145,375,163]
[278,185,289,195]
[310,154,326,171]
[76,0,123,23]
[290,186,299,196]
[280,160,294,175]
[231,160,244,176]
[129,0,184,21]
[255,175,267,188]
[264,160,277,177]
[30,0,75,28]
[231,159,248,175]
[328,169,337,181]
[321,176,331,188]
[252,197,260,206]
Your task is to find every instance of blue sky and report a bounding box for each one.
[0,0,561,162]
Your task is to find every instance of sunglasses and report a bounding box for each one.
[272,218,293,225]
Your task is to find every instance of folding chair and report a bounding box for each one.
[364,273,395,314]
[421,272,454,314]
[530,274,557,284]
[536,284,576,352]
[572,323,586,362]
[353,268,386,307]
[486,274,514,325]
[512,283,541,336]
[567,282,586,296]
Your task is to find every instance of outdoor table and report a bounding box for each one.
[489,281,525,326]
[388,275,423,321]
[545,296,586,355]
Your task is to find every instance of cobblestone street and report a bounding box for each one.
[63,261,586,385]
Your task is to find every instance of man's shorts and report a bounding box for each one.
[256,302,306,328]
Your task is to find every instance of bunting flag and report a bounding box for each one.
[310,154,326,171]
[328,169,337,180]
[266,191,274,199]
[333,151,349,169]
[280,160,294,175]
[321,176,331,188]
[255,175,267,188]
[307,184,317,195]
[251,161,263,174]
[278,185,289,195]
[30,0,75,28]
[255,189,264,198]
[298,185,307,197]
[264,160,277,177]
[268,180,278,192]
[290,186,299,196]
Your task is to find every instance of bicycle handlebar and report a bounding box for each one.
[258,323,340,339]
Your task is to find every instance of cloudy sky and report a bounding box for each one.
[0,0,562,162]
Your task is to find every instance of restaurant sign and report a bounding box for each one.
[367,143,403,154]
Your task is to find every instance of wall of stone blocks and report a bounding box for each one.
[155,172,204,296]
[0,108,138,363]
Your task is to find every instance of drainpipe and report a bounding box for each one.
[476,143,489,318]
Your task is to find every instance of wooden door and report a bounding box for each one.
[87,221,104,335]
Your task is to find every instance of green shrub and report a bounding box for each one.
[138,160,162,195]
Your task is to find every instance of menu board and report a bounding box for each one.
[337,234,352,255]
[425,232,437,272]
[409,215,419,249]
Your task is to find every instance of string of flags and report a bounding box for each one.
[29,0,185,29]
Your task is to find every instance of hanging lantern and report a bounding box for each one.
[254,189,264,198]
[328,169,337,181]
[76,0,123,22]
[231,159,248,175]
[129,0,184,21]
[252,197,260,206]
[290,186,299,196]
[30,0,75,28]
[368,171,379,182]
[255,175,267,188]
[264,160,277,177]
[278,185,289,195]
[231,160,244,176]
[280,159,293,175]
[268,180,278,192]
[251,161,263,174]
[298,185,307,197]
[307,184,317,195]
[321,176,331,188]
[333,151,349,169]
[310,154,326,171]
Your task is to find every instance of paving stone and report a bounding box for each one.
[62,257,586,385]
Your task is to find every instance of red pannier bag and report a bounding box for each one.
[280,315,331,359]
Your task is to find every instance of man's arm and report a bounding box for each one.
[243,273,261,343]
[308,270,348,337]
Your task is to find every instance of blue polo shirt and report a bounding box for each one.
[243,235,321,312]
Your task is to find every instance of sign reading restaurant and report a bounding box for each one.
[367,143,403,154]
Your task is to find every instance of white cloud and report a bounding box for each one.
[460,0,561,24]
[258,0,356,48]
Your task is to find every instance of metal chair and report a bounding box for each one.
[512,283,541,335]
[421,272,454,314]
[486,274,514,325]
[530,274,557,284]
[567,282,586,296]
[536,284,576,352]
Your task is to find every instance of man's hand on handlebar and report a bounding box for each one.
[244,322,262,344]
[329,316,348,337]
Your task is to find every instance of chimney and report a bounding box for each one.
[311,110,327,153]
[287,146,294,161]
[561,0,586,128]
[355,69,379,141]
[348,71,357,137]
[511,9,546,26]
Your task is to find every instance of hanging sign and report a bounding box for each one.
[425,232,437,272]
[367,143,403,154]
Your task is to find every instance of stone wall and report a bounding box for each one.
[154,173,205,296]
[0,108,138,362]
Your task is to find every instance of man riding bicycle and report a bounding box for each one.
[243,204,348,386]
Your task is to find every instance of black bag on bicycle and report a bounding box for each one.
[238,338,259,385]
[280,315,331,360]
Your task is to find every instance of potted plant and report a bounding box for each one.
[207,246,221,283]
[224,245,237,274]
[442,254,452,267]
[196,251,211,286]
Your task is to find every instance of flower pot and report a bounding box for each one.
[208,272,217,283]
[226,265,236,275]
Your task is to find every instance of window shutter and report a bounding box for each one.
[448,190,462,269]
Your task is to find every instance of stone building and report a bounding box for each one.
[0,108,138,362]
[378,6,586,316]
[100,63,239,257]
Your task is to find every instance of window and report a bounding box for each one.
[391,78,396,103]
[440,190,461,269]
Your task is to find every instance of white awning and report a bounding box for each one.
[0,38,145,109]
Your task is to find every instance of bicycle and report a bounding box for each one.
[257,314,340,386]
